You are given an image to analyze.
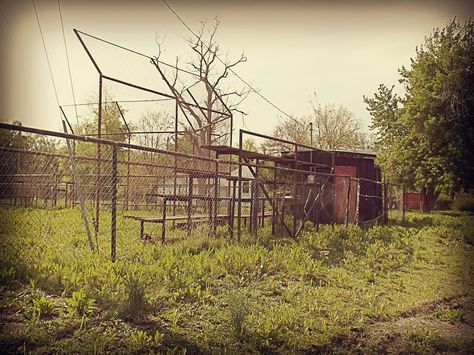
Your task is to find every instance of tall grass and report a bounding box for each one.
[1,207,473,353]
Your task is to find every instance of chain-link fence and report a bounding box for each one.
[1,123,406,261]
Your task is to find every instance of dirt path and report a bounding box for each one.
[342,295,474,353]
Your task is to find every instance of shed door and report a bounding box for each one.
[333,166,357,224]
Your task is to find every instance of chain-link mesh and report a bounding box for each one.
[1,123,407,260]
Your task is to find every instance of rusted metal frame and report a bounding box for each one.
[150,60,231,117]
[292,145,298,237]
[228,114,233,200]
[272,168,276,236]
[111,144,118,262]
[250,160,260,236]
[194,117,230,136]
[229,179,236,239]
[61,98,173,107]
[202,77,233,118]
[242,156,295,239]
[240,129,327,154]
[115,102,131,211]
[227,158,355,181]
[60,108,75,135]
[80,130,188,136]
[359,193,383,199]
[61,120,94,251]
[187,174,193,237]
[345,176,351,227]
[0,123,219,164]
[237,130,243,242]
[173,100,179,220]
[108,73,231,119]
[74,29,102,75]
[294,173,332,237]
[402,186,406,225]
[316,180,321,231]
[331,152,336,229]
[383,181,389,224]
[213,153,219,237]
[75,29,206,78]
[95,74,103,237]
[355,180,361,224]
[162,198,167,243]
[186,88,209,123]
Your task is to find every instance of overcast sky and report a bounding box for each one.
[1,0,472,140]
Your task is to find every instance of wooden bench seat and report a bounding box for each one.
[125,212,274,241]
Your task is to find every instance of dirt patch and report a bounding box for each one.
[334,296,474,354]
[339,295,474,353]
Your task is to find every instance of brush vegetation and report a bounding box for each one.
[0,208,473,353]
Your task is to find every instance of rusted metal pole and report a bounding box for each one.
[111,144,117,262]
[331,151,336,229]
[402,186,406,225]
[237,129,243,242]
[355,180,361,225]
[162,199,167,243]
[116,102,130,211]
[95,75,103,238]
[187,176,193,237]
[230,179,236,239]
[292,145,298,238]
[272,168,276,236]
[62,120,94,251]
[345,177,351,226]
[213,153,219,237]
[173,100,178,219]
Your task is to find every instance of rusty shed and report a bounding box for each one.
[284,148,382,224]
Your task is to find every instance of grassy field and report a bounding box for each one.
[0,207,473,354]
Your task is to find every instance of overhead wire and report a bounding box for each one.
[160,0,299,124]
[58,0,80,128]
[32,0,60,109]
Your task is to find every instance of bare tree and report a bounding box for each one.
[264,100,369,153]
[153,19,250,158]
[132,111,173,149]
[311,102,368,150]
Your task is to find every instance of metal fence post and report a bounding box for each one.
[355,179,360,225]
[61,120,94,252]
[402,186,406,225]
[111,144,118,262]
[237,130,243,242]
[345,176,351,227]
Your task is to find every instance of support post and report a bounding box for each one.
[237,130,243,242]
[292,145,298,238]
[162,199,167,243]
[355,180,361,225]
[187,175,193,236]
[95,75,103,238]
[213,154,219,237]
[402,186,406,225]
[272,168,276,236]
[62,119,94,251]
[345,176,351,227]
[230,179,236,239]
[111,144,117,262]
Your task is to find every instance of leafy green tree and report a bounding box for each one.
[364,18,474,212]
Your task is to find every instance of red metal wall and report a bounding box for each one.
[333,166,357,223]
[405,192,421,211]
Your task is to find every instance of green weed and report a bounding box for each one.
[228,291,249,339]
[32,294,55,319]
[66,289,96,317]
